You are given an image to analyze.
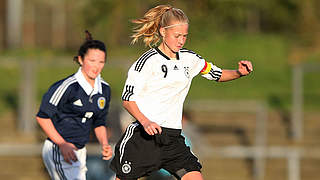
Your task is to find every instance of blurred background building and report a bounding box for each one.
[0,0,320,180]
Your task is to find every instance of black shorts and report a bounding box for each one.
[110,122,202,180]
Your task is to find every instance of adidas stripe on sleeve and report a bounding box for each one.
[121,49,156,101]
[37,76,75,119]
[134,49,157,72]
[200,61,222,81]
[49,76,76,106]
[122,85,134,101]
[180,48,222,80]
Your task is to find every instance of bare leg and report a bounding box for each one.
[115,177,138,180]
[181,171,204,180]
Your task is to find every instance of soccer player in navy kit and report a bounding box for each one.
[36,31,113,180]
[110,5,253,180]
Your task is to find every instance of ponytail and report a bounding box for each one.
[74,30,106,66]
[85,30,93,41]
[131,5,188,47]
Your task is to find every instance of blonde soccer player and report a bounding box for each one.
[110,5,253,180]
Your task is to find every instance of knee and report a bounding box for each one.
[181,171,203,180]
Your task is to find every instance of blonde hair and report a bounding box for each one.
[131,5,189,47]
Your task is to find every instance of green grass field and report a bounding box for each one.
[0,33,319,114]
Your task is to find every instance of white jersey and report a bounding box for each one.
[122,47,222,129]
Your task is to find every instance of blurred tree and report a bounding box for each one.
[0,0,318,50]
[80,0,137,46]
[289,0,320,64]
[79,0,175,47]
[23,0,36,48]
[297,0,320,45]
[0,0,6,50]
[174,0,298,34]
[257,0,298,32]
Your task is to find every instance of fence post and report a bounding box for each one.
[52,0,66,49]
[292,65,303,140]
[18,60,36,133]
[288,150,300,180]
[253,103,267,180]
[6,0,23,48]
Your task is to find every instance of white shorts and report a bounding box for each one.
[42,140,87,180]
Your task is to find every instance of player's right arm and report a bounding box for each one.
[122,101,162,135]
[36,116,78,164]
[37,79,78,164]
[121,51,162,135]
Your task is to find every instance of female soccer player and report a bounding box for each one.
[110,5,253,180]
[36,31,113,180]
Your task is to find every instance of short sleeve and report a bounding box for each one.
[180,49,222,81]
[121,49,157,101]
[190,57,206,78]
[37,83,68,119]
[36,77,75,119]
[37,91,58,118]
[200,61,222,81]
[121,60,151,101]
[180,49,206,78]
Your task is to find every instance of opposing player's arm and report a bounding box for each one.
[36,116,77,164]
[94,126,109,146]
[94,126,112,160]
[122,101,162,135]
[93,86,111,147]
[36,117,66,145]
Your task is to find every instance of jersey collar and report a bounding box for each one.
[75,67,102,96]
[155,47,180,60]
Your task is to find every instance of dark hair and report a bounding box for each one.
[73,30,106,65]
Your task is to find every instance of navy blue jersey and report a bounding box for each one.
[37,68,111,149]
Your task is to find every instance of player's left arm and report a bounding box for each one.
[94,85,112,160]
[218,60,253,82]
[94,126,113,160]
